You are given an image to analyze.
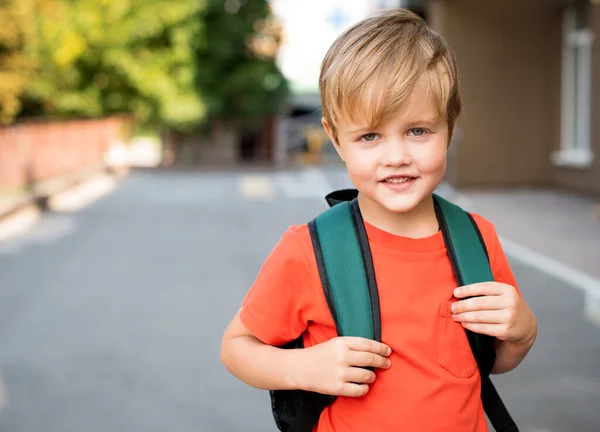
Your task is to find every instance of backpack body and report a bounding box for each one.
[269,190,518,432]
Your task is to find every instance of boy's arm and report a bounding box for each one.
[220,309,300,391]
[220,309,392,395]
[491,323,537,374]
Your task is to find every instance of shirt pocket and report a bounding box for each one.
[438,301,478,379]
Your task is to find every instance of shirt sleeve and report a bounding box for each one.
[470,213,520,294]
[240,224,317,346]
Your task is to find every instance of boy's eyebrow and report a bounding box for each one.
[345,117,442,134]
[346,126,371,134]
[405,117,442,127]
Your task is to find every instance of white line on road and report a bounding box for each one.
[239,175,276,200]
[500,236,600,324]
[302,166,334,199]
[274,167,335,199]
[275,172,305,198]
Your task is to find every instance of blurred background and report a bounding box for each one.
[0,0,599,431]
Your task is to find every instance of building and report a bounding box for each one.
[421,0,600,196]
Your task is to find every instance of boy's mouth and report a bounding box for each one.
[380,175,417,184]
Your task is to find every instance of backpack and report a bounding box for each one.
[269,189,519,432]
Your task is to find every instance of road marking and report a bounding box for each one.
[239,175,276,200]
[303,166,334,199]
[501,236,600,324]
[276,172,310,198]
[275,167,335,199]
[0,375,6,412]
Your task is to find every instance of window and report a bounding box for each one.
[553,4,595,168]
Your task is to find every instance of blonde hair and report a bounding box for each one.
[319,9,462,141]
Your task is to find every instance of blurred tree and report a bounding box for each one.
[196,0,289,130]
[16,0,289,138]
[0,0,37,124]
[25,0,206,131]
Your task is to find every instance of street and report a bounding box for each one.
[0,167,599,432]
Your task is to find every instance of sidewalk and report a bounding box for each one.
[457,187,599,281]
[0,164,118,242]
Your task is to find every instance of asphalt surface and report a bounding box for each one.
[0,167,598,432]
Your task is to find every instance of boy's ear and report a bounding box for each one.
[321,117,345,162]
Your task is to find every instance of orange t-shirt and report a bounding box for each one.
[240,213,519,432]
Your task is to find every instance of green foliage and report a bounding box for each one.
[9,0,289,132]
[0,0,37,124]
[26,0,206,131]
[196,0,289,128]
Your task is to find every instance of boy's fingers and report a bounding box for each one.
[451,296,504,313]
[454,282,505,298]
[460,322,504,338]
[348,351,392,369]
[339,383,370,398]
[344,367,377,384]
[452,310,506,324]
[344,337,391,356]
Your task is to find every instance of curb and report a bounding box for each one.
[0,166,123,242]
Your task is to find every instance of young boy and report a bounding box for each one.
[221,8,537,432]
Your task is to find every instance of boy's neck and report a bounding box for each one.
[356,193,439,239]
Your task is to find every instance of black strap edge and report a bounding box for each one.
[466,212,490,261]
[286,392,334,432]
[349,199,382,343]
[481,375,520,432]
[434,197,464,286]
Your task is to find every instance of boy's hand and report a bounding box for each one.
[451,282,536,346]
[294,337,392,397]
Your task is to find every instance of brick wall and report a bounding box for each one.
[0,117,126,190]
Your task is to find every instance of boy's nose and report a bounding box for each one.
[382,141,412,167]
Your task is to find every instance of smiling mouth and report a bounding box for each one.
[381,176,417,184]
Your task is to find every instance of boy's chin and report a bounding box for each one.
[375,193,430,214]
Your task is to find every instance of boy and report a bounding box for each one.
[221,8,537,432]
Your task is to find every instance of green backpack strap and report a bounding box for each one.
[433,194,495,358]
[433,194,493,284]
[284,199,381,432]
[308,198,381,341]
[433,193,519,432]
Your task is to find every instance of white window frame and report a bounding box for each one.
[553,7,595,168]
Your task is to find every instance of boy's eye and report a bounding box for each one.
[408,128,427,137]
[361,133,379,142]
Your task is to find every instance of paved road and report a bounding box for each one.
[0,167,598,432]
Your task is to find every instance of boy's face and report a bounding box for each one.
[322,77,450,216]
